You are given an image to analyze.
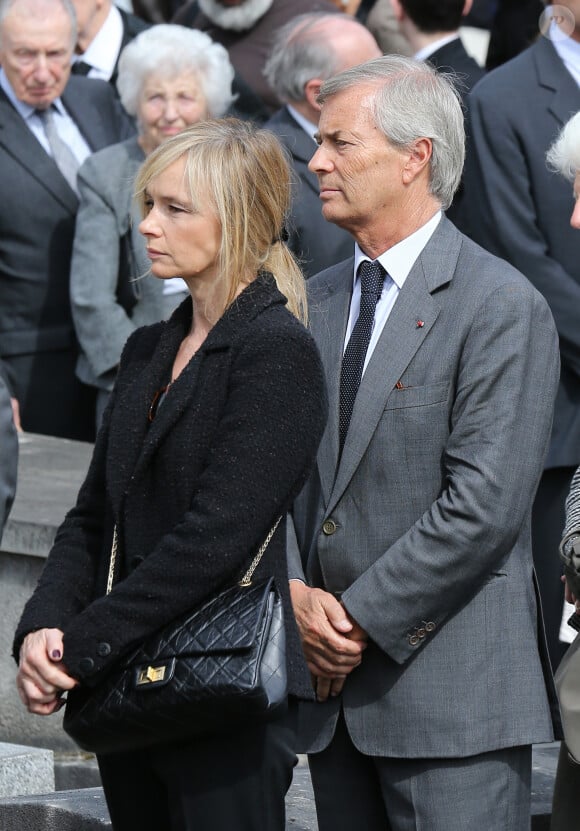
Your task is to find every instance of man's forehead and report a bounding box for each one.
[1,8,72,41]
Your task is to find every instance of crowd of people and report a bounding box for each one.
[3,0,580,829]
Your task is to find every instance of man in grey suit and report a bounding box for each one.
[0,0,134,441]
[460,2,580,669]
[264,12,381,277]
[289,55,561,830]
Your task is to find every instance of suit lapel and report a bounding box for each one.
[534,37,580,127]
[327,218,461,512]
[279,109,320,196]
[62,78,110,150]
[0,90,78,213]
[106,304,190,516]
[309,262,352,504]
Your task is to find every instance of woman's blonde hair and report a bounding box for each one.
[134,118,307,323]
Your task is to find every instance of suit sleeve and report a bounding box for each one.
[463,86,580,378]
[342,281,560,664]
[70,156,140,381]
[0,373,17,534]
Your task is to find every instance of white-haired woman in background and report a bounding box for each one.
[70,24,235,427]
[546,109,580,831]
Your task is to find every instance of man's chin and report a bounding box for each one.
[26,92,57,109]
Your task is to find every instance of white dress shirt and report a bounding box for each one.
[286,105,318,142]
[414,34,460,63]
[345,211,442,372]
[74,5,124,82]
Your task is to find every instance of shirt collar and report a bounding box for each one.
[76,4,123,80]
[552,25,580,87]
[353,211,442,290]
[286,105,318,142]
[414,34,460,63]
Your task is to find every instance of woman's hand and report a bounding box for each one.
[16,629,78,716]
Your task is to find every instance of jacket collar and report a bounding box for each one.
[107,272,287,514]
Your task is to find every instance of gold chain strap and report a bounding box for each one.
[239,516,282,587]
[105,517,282,595]
[106,525,119,596]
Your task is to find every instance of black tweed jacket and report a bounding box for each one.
[15,273,327,699]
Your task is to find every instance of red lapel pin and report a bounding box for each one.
[416,320,425,329]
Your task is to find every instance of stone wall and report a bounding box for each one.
[0,433,92,751]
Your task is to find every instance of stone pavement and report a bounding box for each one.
[0,744,561,829]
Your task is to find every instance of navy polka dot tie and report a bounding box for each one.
[339,259,386,454]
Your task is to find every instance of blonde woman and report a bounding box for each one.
[15,119,327,831]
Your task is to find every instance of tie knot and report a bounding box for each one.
[35,106,53,122]
[358,260,385,299]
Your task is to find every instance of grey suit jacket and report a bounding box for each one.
[461,37,580,469]
[290,217,560,757]
[265,108,353,278]
[0,77,135,362]
[70,137,165,392]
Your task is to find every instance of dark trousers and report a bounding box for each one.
[308,711,532,831]
[2,350,95,442]
[98,706,298,831]
[532,466,576,671]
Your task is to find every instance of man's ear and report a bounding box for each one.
[304,79,323,112]
[462,0,473,17]
[402,138,433,184]
[390,0,404,23]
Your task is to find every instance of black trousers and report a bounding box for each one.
[97,705,298,831]
[531,466,576,671]
[2,350,95,441]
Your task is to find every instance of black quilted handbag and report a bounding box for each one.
[63,520,287,755]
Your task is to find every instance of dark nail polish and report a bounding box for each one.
[51,650,61,660]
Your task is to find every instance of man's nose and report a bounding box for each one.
[32,54,51,81]
[308,145,332,174]
[571,198,580,231]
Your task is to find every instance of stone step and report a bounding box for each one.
[0,743,54,799]
[0,744,560,830]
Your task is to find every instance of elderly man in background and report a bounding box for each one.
[173,0,338,116]
[264,12,381,277]
[70,0,149,86]
[461,0,580,670]
[0,0,134,441]
[288,55,561,830]
[390,0,484,102]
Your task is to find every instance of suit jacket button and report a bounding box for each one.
[408,634,419,646]
[425,621,436,632]
[322,519,337,535]
[79,657,94,674]
[417,628,426,638]
[97,642,111,657]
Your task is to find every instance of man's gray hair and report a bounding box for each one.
[116,24,235,118]
[318,55,465,210]
[263,12,347,104]
[546,111,580,181]
[0,0,77,47]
